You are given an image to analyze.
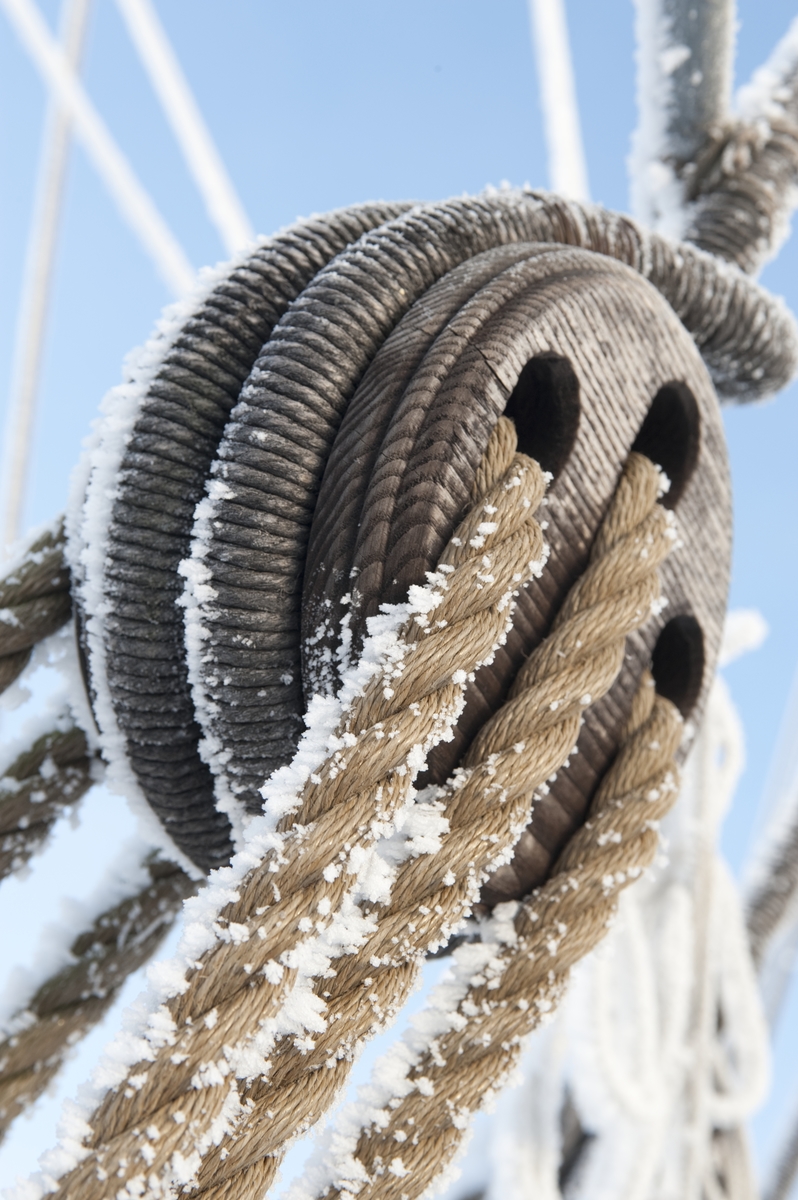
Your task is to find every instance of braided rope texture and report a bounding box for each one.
[0,722,94,881]
[0,857,193,1146]
[0,520,71,697]
[325,676,683,1200]
[50,438,675,1199]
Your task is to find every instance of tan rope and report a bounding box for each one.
[50,419,547,1197]
[48,445,673,1200]
[182,453,675,1200]
[324,675,683,1200]
[0,518,71,696]
[0,720,94,882]
[0,855,194,1146]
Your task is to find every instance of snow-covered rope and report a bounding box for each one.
[1,0,92,550]
[0,519,71,697]
[686,14,798,275]
[113,0,252,257]
[43,434,675,1200]
[0,717,93,882]
[303,673,682,1200]
[173,454,675,1200]
[0,0,195,296]
[0,852,193,1145]
[632,2,798,275]
[41,415,543,1196]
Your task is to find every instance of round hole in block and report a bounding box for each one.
[631,381,700,509]
[504,353,580,480]
[651,614,705,717]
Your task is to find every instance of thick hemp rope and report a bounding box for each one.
[50,432,675,1200]
[0,519,71,696]
[0,855,193,1146]
[49,418,544,1197]
[320,674,683,1200]
[183,450,675,1200]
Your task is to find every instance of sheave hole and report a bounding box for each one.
[504,353,580,480]
[631,381,700,509]
[651,613,705,717]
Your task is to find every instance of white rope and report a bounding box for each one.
[0,0,195,297]
[113,0,253,256]
[0,0,92,553]
[526,0,590,201]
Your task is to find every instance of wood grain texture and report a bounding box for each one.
[195,191,754,820]
[306,245,730,905]
[92,190,748,874]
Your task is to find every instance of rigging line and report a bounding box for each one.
[0,0,195,299]
[114,0,253,257]
[764,1091,798,1200]
[1,0,92,553]
[526,0,590,202]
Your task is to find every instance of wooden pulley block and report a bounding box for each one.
[74,190,748,887]
[304,241,731,906]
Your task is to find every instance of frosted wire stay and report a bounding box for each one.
[527,0,590,202]
[0,0,92,552]
[629,0,735,232]
[114,0,253,257]
[0,0,195,298]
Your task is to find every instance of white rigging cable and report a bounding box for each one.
[0,0,195,300]
[114,0,253,257]
[526,0,590,201]
[1,0,92,551]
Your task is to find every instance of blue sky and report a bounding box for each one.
[1,0,798,1190]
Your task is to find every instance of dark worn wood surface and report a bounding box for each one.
[191,191,758,826]
[305,244,731,905]
[88,193,736,879]
[92,204,407,870]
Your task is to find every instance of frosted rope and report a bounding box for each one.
[43,443,677,1200]
[114,0,253,256]
[0,0,194,295]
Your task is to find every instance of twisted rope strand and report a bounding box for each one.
[0,519,71,696]
[50,420,547,1196]
[328,676,683,1200]
[0,856,193,1145]
[0,721,94,882]
[47,446,673,1200]
[184,456,675,1198]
